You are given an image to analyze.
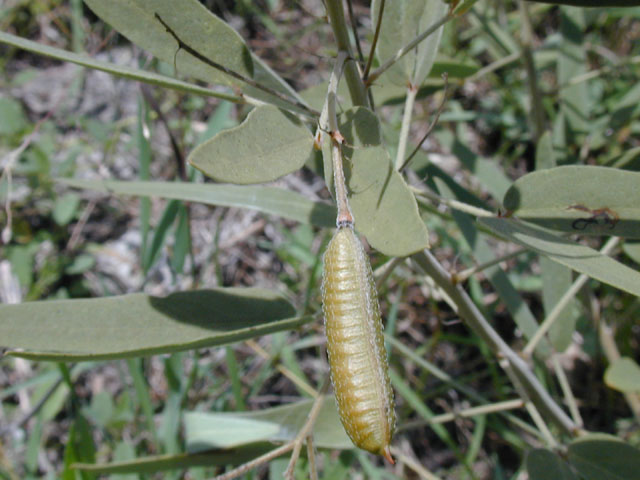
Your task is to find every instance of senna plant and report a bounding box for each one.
[2,0,640,478]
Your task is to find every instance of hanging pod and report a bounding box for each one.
[322,225,396,462]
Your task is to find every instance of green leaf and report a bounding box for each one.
[622,241,640,265]
[185,397,352,452]
[0,31,236,102]
[58,178,335,228]
[605,357,640,393]
[0,288,310,360]
[189,105,314,184]
[0,96,28,135]
[504,166,640,238]
[568,433,640,480]
[372,0,447,86]
[52,193,81,226]
[324,108,430,256]
[83,0,305,111]
[479,217,640,298]
[526,449,576,480]
[73,448,278,474]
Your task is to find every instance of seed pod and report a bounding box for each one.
[322,226,395,462]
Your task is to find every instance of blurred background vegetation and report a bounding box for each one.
[1,0,639,478]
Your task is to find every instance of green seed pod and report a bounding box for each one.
[322,226,396,462]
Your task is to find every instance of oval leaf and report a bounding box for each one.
[527,449,576,480]
[83,0,304,109]
[568,434,640,480]
[58,178,335,228]
[605,357,640,393]
[480,217,640,298]
[0,288,309,360]
[185,397,352,452]
[504,166,640,238]
[372,0,447,86]
[323,108,430,256]
[189,105,314,184]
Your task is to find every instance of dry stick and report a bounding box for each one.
[212,443,295,480]
[246,340,318,397]
[453,247,527,285]
[366,11,454,87]
[390,445,443,480]
[412,249,577,435]
[283,383,329,480]
[523,237,619,358]
[363,0,385,81]
[153,14,318,118]
[400,74,450,172]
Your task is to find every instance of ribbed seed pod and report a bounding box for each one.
[321,225,396,462]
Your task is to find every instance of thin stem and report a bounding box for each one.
[325,0,369,107]
[367,12,454,87]
[466,51,520,83]
[453,248,527,284]
[412,250,577,435]
[395,84,418,170]
[154,14,318,118]
[212,443,294,480]
[390,446,443,480]
[306,435,318,480]
[363,0,385,80]
[284,384,329,480]
[500,358,558,448]
[400,74,449,171]
[246,340,318,397]
[517,0,545,142]
[326,52,354,227]
[345,0,365,64]
[523,237,619,357]
[552,355,584,428]
[426,399,524,426]
[412,187,493,218]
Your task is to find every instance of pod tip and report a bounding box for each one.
[382,446,394,464]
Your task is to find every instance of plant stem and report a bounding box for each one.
[395,84,418,170]
[346,0,364,63]
[412,249,577,435]
[523,237,619,357]
[325,0,369,107]
[517,0,545,142]
[412,187,493,218]
[363,0,385,80]
[154,14,318,118]
[552,355,584,428]
[453,248,527,284]
[367,12,454,87]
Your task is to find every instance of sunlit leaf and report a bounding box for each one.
[189,105,314,184]
[504,166,640,238]
[185,397,352,452]
[372,0,448,86]
[58,178,335,228]
[0,288,309,360]
[323,108,430,256]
